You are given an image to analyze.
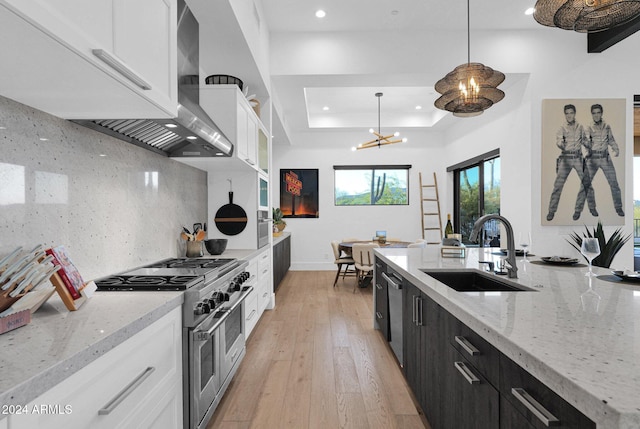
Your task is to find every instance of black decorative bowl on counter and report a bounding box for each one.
[204,239,228,255]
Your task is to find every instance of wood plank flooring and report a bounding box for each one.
[206,270,431,429]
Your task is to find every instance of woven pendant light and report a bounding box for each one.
[434,0,505,117]
[534,0,640,32]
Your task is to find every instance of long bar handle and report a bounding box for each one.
[376,282,383,290]
[511,388,560,426]
[455,335,480,356]
[376,311,383,319]
[412,295,417,324]
[381,272,401,290]
[453,361,480,385]
[98,366,155,415]
[93,49,152,90]
[416,296,423,326]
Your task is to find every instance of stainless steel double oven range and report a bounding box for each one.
[95,257,253,429]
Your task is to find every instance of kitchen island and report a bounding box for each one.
[375,246,640,429]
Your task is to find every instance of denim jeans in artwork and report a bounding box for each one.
[585,153,622,211]
[547,155,594,215]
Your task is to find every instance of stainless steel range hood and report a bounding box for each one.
[73,0,233,158]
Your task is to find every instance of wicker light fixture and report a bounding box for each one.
[354,93,407,150]
[434,0,505,117]
[533,0,640,32]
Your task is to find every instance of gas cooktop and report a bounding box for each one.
[94,258,238,291]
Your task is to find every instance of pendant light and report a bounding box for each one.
[354,93,406,150]
[434,0,505,117]
[533,0,640,32]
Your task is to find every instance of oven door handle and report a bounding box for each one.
[194,285,254,340]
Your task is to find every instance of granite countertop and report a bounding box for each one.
[0,291,183,409]
[375,246,640,429]
[0,248,265,412]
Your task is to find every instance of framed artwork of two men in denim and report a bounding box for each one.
[541,99,625,226]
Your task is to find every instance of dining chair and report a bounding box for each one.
[351,242,379,292]
[331,241,355,287]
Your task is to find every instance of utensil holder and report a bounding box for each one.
[186,241,203,258]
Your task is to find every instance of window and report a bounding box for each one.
[448,151,500,245]
[334,165,410,205]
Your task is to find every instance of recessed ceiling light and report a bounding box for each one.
[415,105,422,110]
[525,7,535,15]
[165,123,178,128]
[187,136,197,140]
[322,106,330,111]
[39,138,48,141]
[0,126,6,130]
[315,10,326,18]
[99,154,107,157]
[215,153,224,156]
[391,10,399,15]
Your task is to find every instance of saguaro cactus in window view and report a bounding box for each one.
[371,173,386,204]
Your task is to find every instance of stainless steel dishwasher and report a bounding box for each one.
[383,270,403,364]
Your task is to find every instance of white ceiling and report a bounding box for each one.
[261,0,542,146]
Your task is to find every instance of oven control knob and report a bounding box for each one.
[195,301,211,315]
[228,281,240,292]
[242,272,250,281]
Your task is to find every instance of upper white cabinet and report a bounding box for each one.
[0,0,177,119]
[200,85,269,171]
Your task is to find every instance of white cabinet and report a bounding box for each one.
[10,307,183,429]
[244,257,259,337]
[243,248,272,338]
[257,249,272,313]
[0,0,177,119]
[200,85,265,170]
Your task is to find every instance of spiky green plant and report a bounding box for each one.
[566,221,631,268]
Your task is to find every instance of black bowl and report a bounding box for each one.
[204,239,228,255]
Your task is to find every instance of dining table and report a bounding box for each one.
[339,240,412,256]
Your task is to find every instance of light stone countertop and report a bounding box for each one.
[0,248,266,413]
[0,291,183,409]
[375,246,640,429]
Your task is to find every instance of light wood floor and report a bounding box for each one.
[206,270,431,429]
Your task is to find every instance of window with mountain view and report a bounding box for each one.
[334,165,410,206]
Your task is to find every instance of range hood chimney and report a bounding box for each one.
[73,0,233,157]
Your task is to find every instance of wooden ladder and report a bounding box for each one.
[420,172,443,245]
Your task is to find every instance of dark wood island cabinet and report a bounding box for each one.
[373,256,596,429]
[272,233,290,292]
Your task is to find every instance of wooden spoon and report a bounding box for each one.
[195,229,206,241]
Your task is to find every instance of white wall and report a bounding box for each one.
[271,28,639,269]
[441,31,639,268]
[273,134,447,270]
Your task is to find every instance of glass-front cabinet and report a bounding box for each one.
[258,128,269,175]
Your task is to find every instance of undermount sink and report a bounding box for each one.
[420,269,536,292]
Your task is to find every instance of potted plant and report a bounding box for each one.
[272,208,286,233]
[566,220,631,268]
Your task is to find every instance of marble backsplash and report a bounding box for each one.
[0,95,208,280]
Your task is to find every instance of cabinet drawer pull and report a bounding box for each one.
[381,272,401,290]
[453,361,480,385]
[511,388,560,427]
[412,296,417,324]
[417,296,423,326]
[455,336,480,356]
[262,291,268,298]
[375,262,382,268]
[92,49,152,90]
[262,269,269,275]
[376,283,383,290]
[98,366,155,415]
[376,311,383,319]
[247,309,257,321]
